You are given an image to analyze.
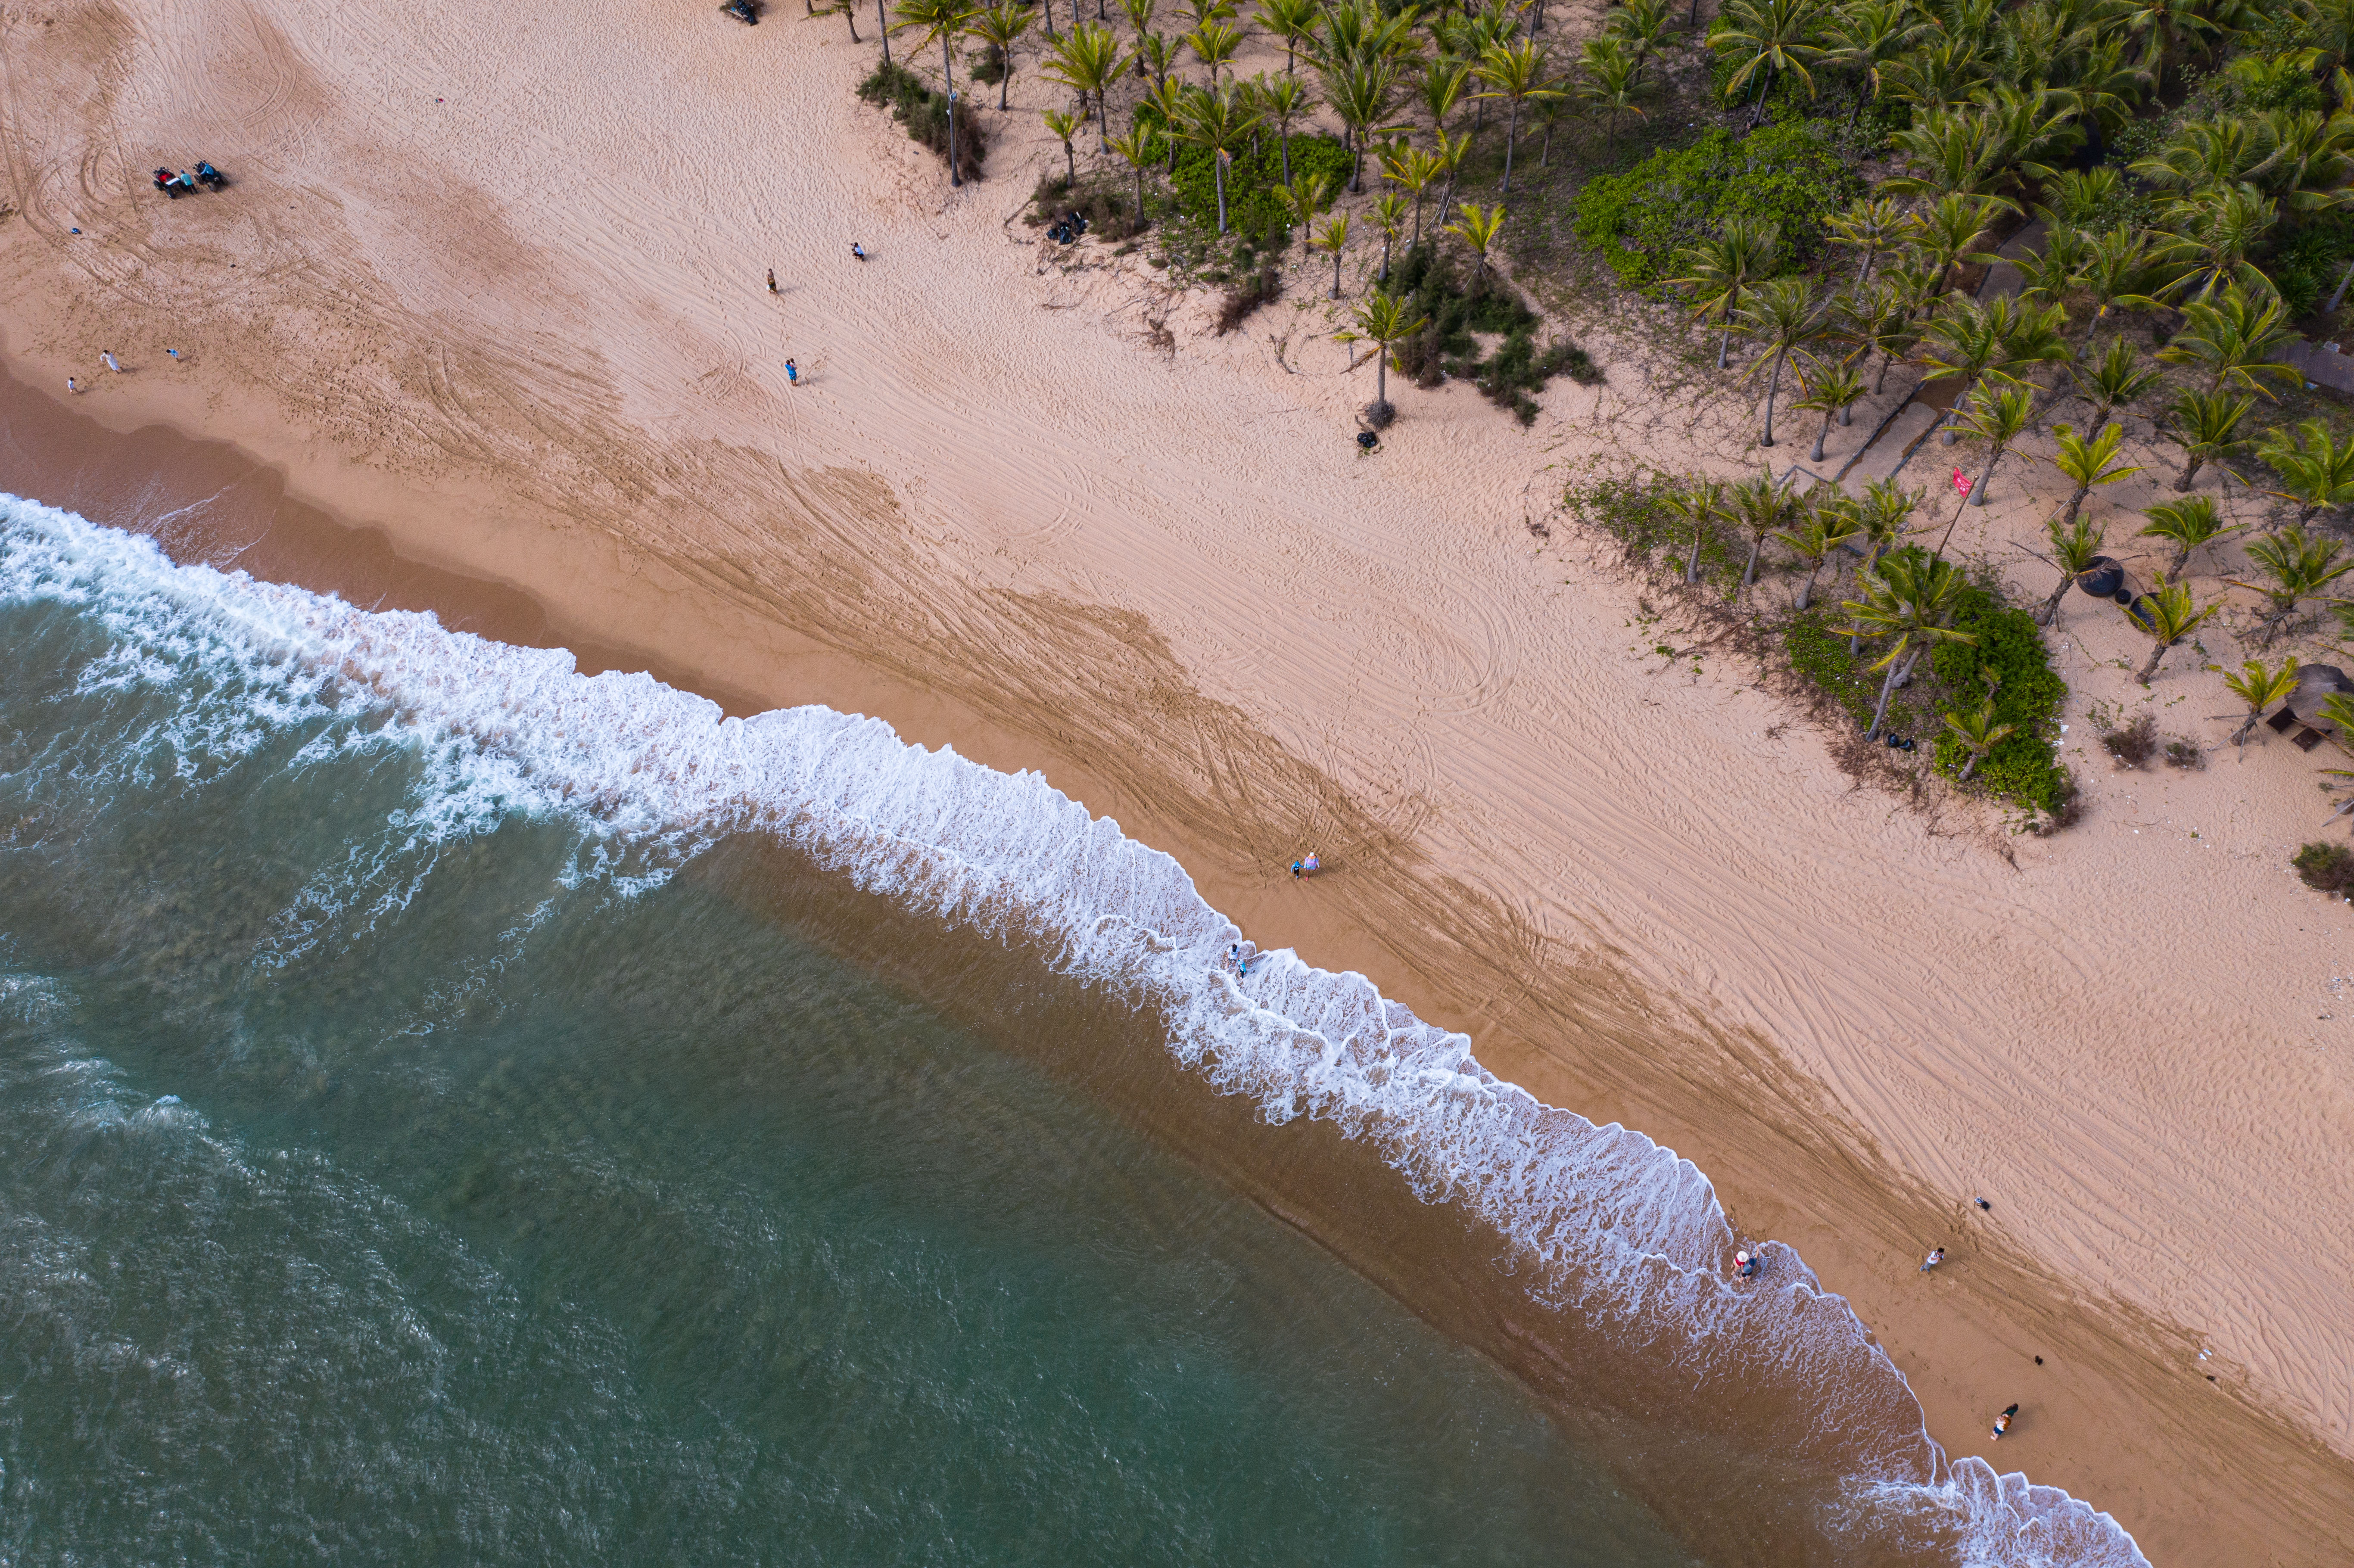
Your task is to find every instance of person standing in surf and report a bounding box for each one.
[1991,1404,2018,1439]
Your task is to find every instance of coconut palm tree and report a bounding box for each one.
[1049,22,1130,143]
[2035,515,2107,625]
[1444,200,1507,280]
[1274,168,1334,261]
[1310,212,1352,298]
[1713,0,1828,127]
[1257,72,1315,184]
[2126,574,2218,684]
[2048,422,2142,528]
[1325,56,1404,191]
[1775,499,1863,609]
[1666,478,1727,585]
[1606,0,1675,79]
[1668,219,1781,371]
[1912,190,2016,301]
[1043,106,1085,184]
[1135,28,1179,82]
[1335,287,1430,416]
[1186,18,1243,83]
[968,1,1035,106]
[1950,384,2034,511]
[1843,277,1921,394]
[2257,419,2354,529]
[1794,358,1868,461]
[1821,0,1921,124]
[1120,0,1156,39]
[1106,122,1157,226]
[1577,36,1646,160]
[1837,549,1978,739]
[1419,53,1473,136]
[1824,195,1921,287]
[1175,83,1263,232]
[2150,183,2281,304]
[1429,125,1473,231]
[1369,192,1407,282]
[1734,276,1825,448]
[2158,284,2299,398]
[1140,73,1189,168]
[2136,496,2235,576]
[893,0,982,184]
[1381,143,1442,244]
[2075,224,2166,324]
[1474,38,1563,193]
[2223,656,2301,751]
[2242,523,2354,645]
[2068,335,2163,429]
[2165,389,2253,492]
[1725,468,1805,591]
[1943,689,2016,782]
[1256,0,1319,72]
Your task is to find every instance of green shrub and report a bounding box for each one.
[1384,244,1600,420]
[1572,121,1865,290]
[2292,840,2354,895]
[1169,134,1352,246]
[1786,611,1927,737]
[1565,473,1745,591]
[857,61,987,180]
[1928,585,2070,811]
[2268,211,2354,317]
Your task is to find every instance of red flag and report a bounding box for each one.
[1952,467,1972,497]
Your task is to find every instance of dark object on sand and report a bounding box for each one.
[1047,210,1090,245]
[153,168,196,198]
[721,0,760,22]
[195,160,226,189]
[2075,556,2124,599]
[1355,430,1379,450]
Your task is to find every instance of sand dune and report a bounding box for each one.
[6,0,2354,1559]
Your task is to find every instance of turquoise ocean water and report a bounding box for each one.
[0,495,2145,1566]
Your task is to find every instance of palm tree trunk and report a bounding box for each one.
[999,62,1010,110]
[1760,350,1787,447]
[1866,646,1923,739]
[1685,530,1703,584]
[1331,247,1342,298]
[1969,443,2006,507]
[2059,482,2091,527]
[1381,231,1392,282]
[1280,129,1291,186]
[1098,92,1111,147]
[1133,163,1146,227]
[2036,570,2074,626]
[1811,412,1831,462]
[943,34,962,187]
[1214,154,1228,233]
[1873,345,1896,393]
[2176,454,2203,492]
[1411,188,1425,244]
[2138,637,2171,684]
[880,0,893,60]
[1740,530,1764,588]
[1959,752,1982,781]
[1501,98,1520,193]
[1796,562,1821,610]
[845,2,859,41]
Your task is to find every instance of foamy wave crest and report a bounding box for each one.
[1,495,2146,1567]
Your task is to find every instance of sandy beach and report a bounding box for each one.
[6,0,2354,1559]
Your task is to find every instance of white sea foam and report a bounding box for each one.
[0,493,2149,1567]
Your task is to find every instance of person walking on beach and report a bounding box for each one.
[766,268,779,294]
[101,349,122,374]
[66,375,79,394]
[1920,1247,1946,1272]
[166,348,181,361]
[1991,1403,2018,1439]
[785,359,798,386]
[851,241,868,261]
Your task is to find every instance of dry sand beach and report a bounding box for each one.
[5,0,2354,1560]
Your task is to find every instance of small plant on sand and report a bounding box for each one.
[2099,710,2160,768]
[1215,256,1283,333]
[2292,840,2354,896]
[858,59,989,179]
[1385,244,1599,417]
[2164,737,2205,769]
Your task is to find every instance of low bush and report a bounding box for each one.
[1386,244,1600,418]
[2100,710,2160,768]
[1027,171,1143,240]
[1169,134,1351,246]
[1929,585,2071,812]
[2292,840,2354,895]
[1572,121,1865,291]
[2268,210,2354,318]
[857,61,987,181]
[1216,258,1282,334]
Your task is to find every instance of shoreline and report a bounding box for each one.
[9,357,2351,1566]
[5,0,2352,1555]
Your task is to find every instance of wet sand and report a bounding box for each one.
[5,0,2354,1559]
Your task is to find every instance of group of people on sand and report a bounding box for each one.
[763,244,868,389]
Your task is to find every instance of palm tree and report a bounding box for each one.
[1837,549,1977,740]
[2257,419,2354,528]
[1794,358,1867,462]
[1429,126,1473,231]
[1311,212,1351,298]
[1912,190,2016,301]
[2158,284,2299,398]
[1734,276,1823,448]
[1369,193,1407,282]
[1135,28,1179,83]
[970,0,1036,107]
[1381,143,1442,244]
[2048,422,2142,528]
[2142,503,2240,591]
[1843,277,1920,394]
[1474,38,1563,193]
[1325,56,1403,192]
[1335,288,1430,416]
[1106,122,1157,227]
[1140,74,1189,169]
[1577,36,1646,159]
[1952,383,2034,510]
[1713,0,1827,127]
[1725,469,1804,591]
[2068,335,2163,430]
[1824,195,1920,287]
[1258,72,1315,184]
[1444,201,1507,280]
[1666,478,1727,585]
[1419,54,1473,136]
[1043,107,1085,184]
[1943,689,2016,782]
[2165,389,2253,492]
[2243,523,2354,644]
[1255,0,1319,72]
[1668,219,1780,371]
[2075,225,2165,324]
[1775,501,1862,609]
[893,0,981,185]
[2150,184,2280,304]
[1274,168,1334,261]
[2126,574,2218,684]
[1120,0,1156,38]
[1821,0,1921,123]
[1048,23,1129,143]
[2223,657,2301,751]
[1174,83,1262,231]
[2035,515,2107,625]
[1185,18,1242,83]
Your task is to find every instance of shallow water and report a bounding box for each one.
[0,500,1697,1564]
